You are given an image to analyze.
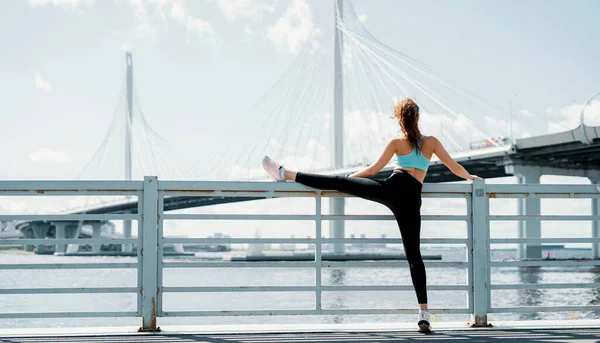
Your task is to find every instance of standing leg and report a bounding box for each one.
[393,208,427,305]
[391,202,430,333]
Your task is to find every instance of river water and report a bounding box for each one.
[1,246,599,329]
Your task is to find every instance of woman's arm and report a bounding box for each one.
[433,137,481,180]
[348,140,396,178]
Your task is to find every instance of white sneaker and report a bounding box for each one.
[262,156,285,182]
[417,311,431,333]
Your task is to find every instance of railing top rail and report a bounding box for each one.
[486,183,600,194]
[158,181,473,194]
[0,180,143,192]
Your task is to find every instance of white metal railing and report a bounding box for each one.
[0,177,599,331]
[485,183,600,316]
[0,180,143,322]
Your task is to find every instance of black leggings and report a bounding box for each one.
[295,170,427,304]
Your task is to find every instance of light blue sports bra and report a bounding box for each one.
[395,139,430,171]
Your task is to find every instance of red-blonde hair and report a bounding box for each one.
[394,98,422,154]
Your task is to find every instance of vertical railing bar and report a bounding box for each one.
[315,194,322,311]
[157,191,165,316]
[592,190,599,259]
[466,195,474,313]
[486,191,492,313]
[137,190,144,214]
[136,189,144,315]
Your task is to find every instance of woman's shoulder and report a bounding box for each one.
[421,135,439,144]
[417,135,439,153]
[389,136,411,147]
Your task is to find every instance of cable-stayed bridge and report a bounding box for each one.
[71,1,600,184]
[13,0,600,258]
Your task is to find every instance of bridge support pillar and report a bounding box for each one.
[123,215,133,253]
[505,165,542,259]
[91,222,103,254]
[31,222,50,253]
[23,229,35,252]
[53,222,79,254]
[590,177,599,259]
[54,222,67,254]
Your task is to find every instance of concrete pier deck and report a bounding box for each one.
[1,321,599,343]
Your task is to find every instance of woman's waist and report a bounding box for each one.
[388,169,424,190]
[392,168,425,184]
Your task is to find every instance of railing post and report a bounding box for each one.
[139,176,160,332]
[470,179,490,327]
[592,179,599,259]
[593,196,599,259]
[315,195,322,311]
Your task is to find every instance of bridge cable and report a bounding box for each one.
[342,27,500,148]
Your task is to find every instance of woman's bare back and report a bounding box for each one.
[392,135,479,183]
[392,136,436,183]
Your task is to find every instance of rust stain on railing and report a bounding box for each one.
[164,189,216,193]
[468,315,492,327]
[138,297,161,332]
[421,192,471,195]
[321,191,345,196]
[277,190,320,195]
[15,189,138,194]
[221,190,268,193]
[151,297,158,331]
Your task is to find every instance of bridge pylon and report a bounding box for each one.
[330,0,345,254]
[123,52,134,253]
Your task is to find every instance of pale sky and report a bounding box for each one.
[1,0,599,181]
[1,0,599,245]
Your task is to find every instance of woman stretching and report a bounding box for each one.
[261,98,481,333]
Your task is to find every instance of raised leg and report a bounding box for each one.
[295,172,390,206]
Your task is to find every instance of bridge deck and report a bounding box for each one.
[1,322,600,343]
